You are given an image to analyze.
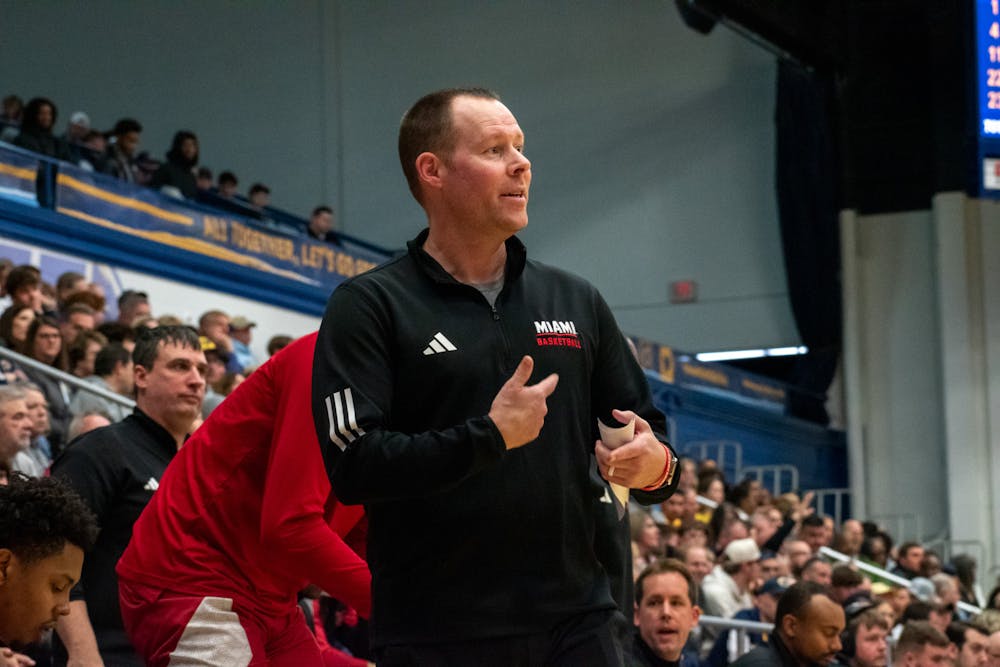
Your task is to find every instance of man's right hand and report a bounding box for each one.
[488,356,558,450]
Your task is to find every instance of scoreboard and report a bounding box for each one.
[977,0,1000,193]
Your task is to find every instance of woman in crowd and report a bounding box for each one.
[0,304,35,349]
[630,509,663,574]
[150,130,199,198]
[11,96,72,161]
[19,316,71,455]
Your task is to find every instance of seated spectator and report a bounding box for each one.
[710,503,750,555]
[705,575,792,666]
[731,581,844,666]
[307,205,340,244]
[229,316,258,370]
[838,608,890,667]
[901,600,952,636]
[631,510,663,573]
[729,478,764,522]
[860,532,892,570]
[4,265,43,314]
[59,303,97,347]
[196,166,213,191]
[676,457,697,492]
[266,334,293,357]
[759,550,784,580]
[198,309,242,374]
[780,538,813,574]
[133,150,160,185]
[798,514,830,554]
[62,289,107,325]
[893,620,952,665]
[952,554,983,608]
[55,272,87,313]
[834,518,866,557]
[69,343,133,423]
[797,556,833,587]
[697,471,726,518]
[248,182,271,210]
[19,317,72,456]
[0,387,32,479]
[892,542,926,580]
[629,558,701,667]
[0,474,98,650]
[677,519,710,550]
[61,111,91,164]
[0,94,22,142]
[12,384,53,477]
[831,564,868,603]
[661,487,687,529]
[921,550,943,578]
[946,621,991,667]
[12,96,72,162]
[116,289,150,327]
[78,129,107,172]
[102,118,143,183]
[681,545,714,590]
[701,537,761,619]
[0,304,35,350]
[931,572,962,621]
[66,410,111,443]
[95,321,137,351]
[67,329,107,380]
[150,130,199,199]
[217,170,239,198]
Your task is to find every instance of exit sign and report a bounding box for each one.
[669,280,698,304]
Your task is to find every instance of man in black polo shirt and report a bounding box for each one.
[51,326,206,666]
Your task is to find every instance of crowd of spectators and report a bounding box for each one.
[0,93,344,245]
[626,457,1000,665]
[0,261,294,482]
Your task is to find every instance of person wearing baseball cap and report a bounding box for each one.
[701,537,762,620]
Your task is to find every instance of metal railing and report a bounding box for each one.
[0,346,134,409]
[741,464,799,496]
[683,440,743,483]
[819,545,982,617]
[812,487,851,527]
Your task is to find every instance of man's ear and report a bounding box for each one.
[415,152,444,192]
[781,613,797,639]
[133,364,148,391]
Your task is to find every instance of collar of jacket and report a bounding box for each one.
[407,228,527,287]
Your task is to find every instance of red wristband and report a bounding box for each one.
[641,445,675,491]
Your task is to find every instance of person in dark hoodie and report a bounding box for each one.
[12,97,73,162]
[150,130,199,198]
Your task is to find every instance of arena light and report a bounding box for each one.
[695,346,808,362]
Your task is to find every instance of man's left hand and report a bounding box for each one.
[595,409,667,489]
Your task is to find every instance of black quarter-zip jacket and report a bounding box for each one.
[312,229,678,647]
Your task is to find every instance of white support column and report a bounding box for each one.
[934,193,993,566]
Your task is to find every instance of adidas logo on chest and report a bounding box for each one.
[423,332,457,355]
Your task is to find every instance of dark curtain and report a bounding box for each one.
[775,60,842,424]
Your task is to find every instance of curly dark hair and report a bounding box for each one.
[0,473,98,563]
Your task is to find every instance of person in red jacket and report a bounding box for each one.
[117,332,370,667]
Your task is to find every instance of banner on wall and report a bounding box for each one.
[52,164,387,291]
[629,334,788,412]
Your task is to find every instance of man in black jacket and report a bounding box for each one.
[51,326,206,666]
[732,581,844,666]
[313,87,678,666]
